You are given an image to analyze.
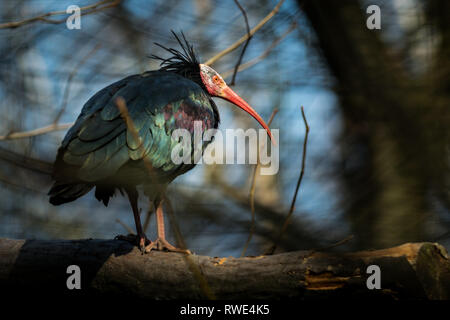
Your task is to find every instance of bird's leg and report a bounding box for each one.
[116,188,149,253]
[144,201,191,254]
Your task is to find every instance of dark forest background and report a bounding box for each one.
[0,0,448,257]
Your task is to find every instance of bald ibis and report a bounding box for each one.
[48,32,272,253]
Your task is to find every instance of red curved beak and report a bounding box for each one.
[220,86,275,145]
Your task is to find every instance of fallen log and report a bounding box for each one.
[0,239,448,299]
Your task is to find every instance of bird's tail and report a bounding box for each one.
[48,181,93,205]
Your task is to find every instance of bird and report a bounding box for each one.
[48,32,273,254]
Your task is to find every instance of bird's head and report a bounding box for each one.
[199,64,273,143]
[152,31,274,143]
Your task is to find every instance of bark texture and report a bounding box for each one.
[0,238,449,299]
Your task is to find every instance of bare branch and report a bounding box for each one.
[266,106,309,255]
[0,123,73,141]
[204,0,285,66]
[53,43,101,124]
[115,96,145,153]
[115,96,160,178]
[241,108,278,257]
[115,219,135,235]
[230,0,252,86]
[223,22,297,79]
[164,196,216,300]
[1,12,290,142]
[143,206,153,233]
[115,97,214,298]
[315,235,354,252]
[0,0,121,29]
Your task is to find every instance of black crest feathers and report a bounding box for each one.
[150,31,201,84]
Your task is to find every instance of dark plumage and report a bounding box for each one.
[48,32,271,253]
[150,31,203,88]
[49,39,218,207]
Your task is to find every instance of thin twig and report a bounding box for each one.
[115,96,144,152]
[116,97,160,180]
[241,108,278,257]
[1,15,290,142]
[0,123,73,141]
[143,206,153,233]
[115,97,164,235]
[54,43,101,124]
[230,0,252,86]
[164,196,216,300]
[302,235,355,261]
[222,22,296,79]
[266,106,309,255]
[316,235,354,251]
[115,97,158,239]
[204,0,285,66]
[0,0,121,29]
[115,98,214,299]
[163,197,190,253]
[1,45,101,141]
[115,219,135,235]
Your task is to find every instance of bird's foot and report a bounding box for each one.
[115,233,150,254]
[144,238,191,254]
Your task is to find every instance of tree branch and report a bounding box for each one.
[222,22,296,79]
[0,1,286,142]
[241,108,278,257]
[0,0,122,29]
[0,123,73,141]
[1,239,449,299]
[204,0,285,66]
[267,106,309,254]
[53,43,101,124]
[229,0,252,86]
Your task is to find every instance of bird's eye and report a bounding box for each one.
[212,75,220,84]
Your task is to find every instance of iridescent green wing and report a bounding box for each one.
[58,71,215,182]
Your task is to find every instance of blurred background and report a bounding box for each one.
[0,0,448,257]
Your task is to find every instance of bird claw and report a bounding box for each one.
[115,234,149,254]
[115,234,189,254]
[144,238,191,254]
